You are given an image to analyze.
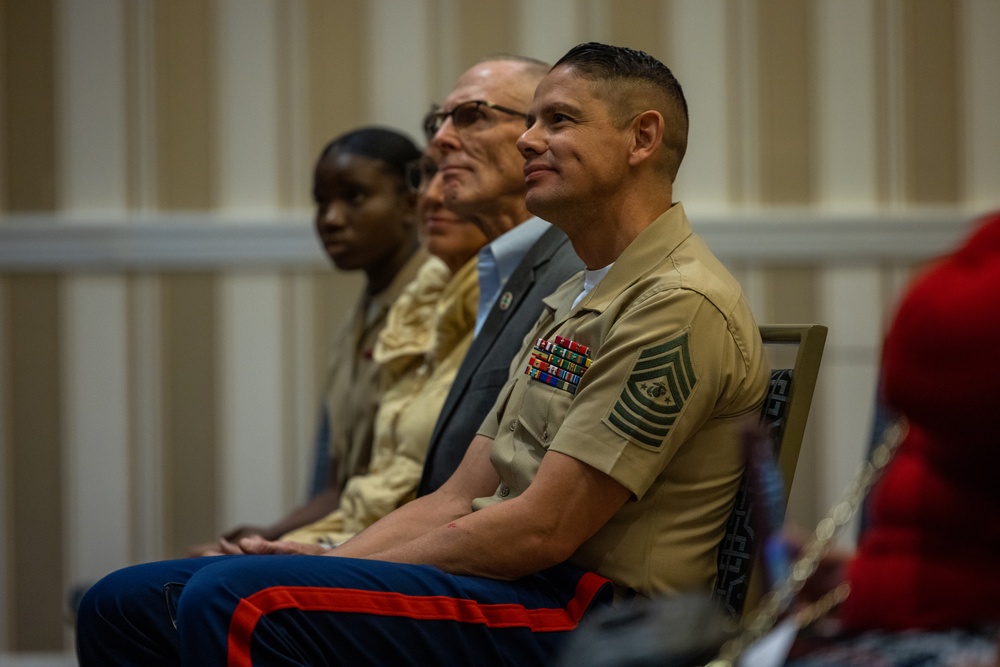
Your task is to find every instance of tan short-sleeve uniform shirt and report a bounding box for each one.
[325,248,429,491]
[476,204,768,597]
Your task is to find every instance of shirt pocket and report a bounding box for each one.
[513,372,573,452]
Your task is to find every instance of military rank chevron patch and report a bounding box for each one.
[604,332,697,448]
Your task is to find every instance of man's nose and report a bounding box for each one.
[432,118,461,153]
[517,125,541,158]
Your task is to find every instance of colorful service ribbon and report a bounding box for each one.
[525,336,591,395]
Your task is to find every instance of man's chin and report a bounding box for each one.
[524,190,557,219]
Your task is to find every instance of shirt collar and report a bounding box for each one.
[571,263,614,309]
[543,203,691,315]
[475,216,551,336]
[486,216,550,287]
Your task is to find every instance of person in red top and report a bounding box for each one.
[785,210,1000,666]
[842,209,1000,631]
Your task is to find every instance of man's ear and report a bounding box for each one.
[628,110,664,167]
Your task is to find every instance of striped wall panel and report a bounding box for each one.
[3,275,64,651]
[1,0,58,212]
[0,0,996,656]
[964,0,1000,207]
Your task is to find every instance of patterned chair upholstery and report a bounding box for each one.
[713,325,827,617]
[714,368,793,616]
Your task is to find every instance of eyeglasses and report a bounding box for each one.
[422,100,527,141]
[405,158,439,194]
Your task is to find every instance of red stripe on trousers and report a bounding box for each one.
[227,570,609,667]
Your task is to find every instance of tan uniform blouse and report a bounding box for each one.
[323,248,429,493]
[477,204,769,597]
[285,254,479,545]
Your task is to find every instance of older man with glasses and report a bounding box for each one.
[411,56,585,495]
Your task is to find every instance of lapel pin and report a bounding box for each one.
[498,291,514,311]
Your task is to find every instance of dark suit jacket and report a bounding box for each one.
[417,224,583,495]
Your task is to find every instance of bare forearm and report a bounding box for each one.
[328,436,630,583]
[358,450,632,580]
[365,497,566,580]
[332,434,500,559]
[331,489,470,558]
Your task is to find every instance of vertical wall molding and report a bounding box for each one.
[275,0,312,210]
[816,0,878,207]
[305,0,367,153]
[811,0,885,547]
[607,0,663,62]
[902,0,960,203]
[217,275,286,530]
[667,0,730,205]
[60,278,131,584]
[128,276,164,564]
[216,0,280,212]
[575,0,612,45]
[153,0,216,209]
[367,0,431,139]
[57,1,133,619]
[1,0,57,211]
[0,1,7,212]
[726,0,759,205]
[454,2,518,74]
[877,0,906,204]
[160,274,218,557]
[281,275,320,510]
[57,0,127,211]
[962,0,1000,208]
[517,0,579,64]
[757,0,815,204]
[0,280,10,650]
[6,276,63,650]
[123,0,157,211]
[815,267,886,544]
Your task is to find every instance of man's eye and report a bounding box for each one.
[552,113,569,124]
[454,107,485,128]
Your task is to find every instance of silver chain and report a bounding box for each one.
[705,419,909,667]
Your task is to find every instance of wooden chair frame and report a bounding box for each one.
[714,323,828,617]
[758,324,828,508]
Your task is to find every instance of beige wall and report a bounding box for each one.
[0,0,998,655]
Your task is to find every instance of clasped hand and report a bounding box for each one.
[202,535,330,557]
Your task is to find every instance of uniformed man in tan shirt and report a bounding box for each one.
[77,43,768,666]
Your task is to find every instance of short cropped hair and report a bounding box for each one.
[318,127,422,182]
[554,42,688,181]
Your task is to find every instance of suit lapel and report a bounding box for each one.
[432,225,570,429]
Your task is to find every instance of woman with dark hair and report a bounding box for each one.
[189,126,428,554]
[277,144,488,548]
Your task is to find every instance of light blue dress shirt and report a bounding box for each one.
[474,216,551,336]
